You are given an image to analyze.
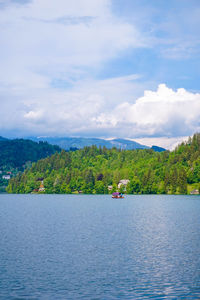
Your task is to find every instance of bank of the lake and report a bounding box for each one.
[0,194,199,299]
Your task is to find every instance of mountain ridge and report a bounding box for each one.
[28,136,166,151]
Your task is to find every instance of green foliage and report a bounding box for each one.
[126,177,141,194]
[0,139,61,191]
[7,133,200,195]
[0,139,61,170]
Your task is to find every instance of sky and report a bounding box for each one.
[0,0,200,149]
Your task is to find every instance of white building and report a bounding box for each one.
[2,175,10,180]
[38,180,45,192]
[118,179,130,190]
[190,189,199,195]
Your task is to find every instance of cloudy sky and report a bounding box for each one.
[0,0,200,149]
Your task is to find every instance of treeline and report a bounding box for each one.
[0,139,61,170]
[7,133,200,194]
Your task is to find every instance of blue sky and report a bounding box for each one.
[0,0,200,149]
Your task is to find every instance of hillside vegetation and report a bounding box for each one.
[7,134,200,194]
[0,138,61,192]
[0,139,61,170]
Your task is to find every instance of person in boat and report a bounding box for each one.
[112,192,124,198]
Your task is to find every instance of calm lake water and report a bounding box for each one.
[0,194,200,299]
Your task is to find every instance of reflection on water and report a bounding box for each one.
[0,194,199,299]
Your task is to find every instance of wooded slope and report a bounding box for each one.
[7,134,200,194]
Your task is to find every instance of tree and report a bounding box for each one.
[126,177,141,194]
[170,167,178,194]
[164,171,170,193]
[94,181,105,194]
[178,168,187,194]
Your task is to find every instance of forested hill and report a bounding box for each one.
[7,133,200,195]
[0,139,61,170]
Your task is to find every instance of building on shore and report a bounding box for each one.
[118,179,130,190]
[108,185,113,191]
[2,175,10,180]
[190,189,199,195]
[38,180,45,192]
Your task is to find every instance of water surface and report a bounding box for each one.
[0,194,200,299]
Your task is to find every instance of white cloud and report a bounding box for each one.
[92,84,200,137]
[0,0,145,91]
[0,73,151,135]
[0,0,150,137]
[24,110,43,120]
[1,78,199,147]
[134,136,189,151]
[0,0,200,150]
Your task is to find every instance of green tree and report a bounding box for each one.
[126,177,141,194]
[178,168,187,194]
[94,181,105,194]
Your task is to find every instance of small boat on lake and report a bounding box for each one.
[112,192,124,199]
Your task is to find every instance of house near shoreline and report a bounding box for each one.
[190,189,199,195]
[38,180,45,192]
[2,175,10,180]
[108,185,113,191]
[118,179,130,190]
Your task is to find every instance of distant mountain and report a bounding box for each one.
[0,136,8,141]
[109,138,149,150]
[29,136,150,151]
[151,145,166,152]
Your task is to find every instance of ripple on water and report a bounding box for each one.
[0,194,199,299]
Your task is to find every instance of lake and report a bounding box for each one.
[0,194,199,299]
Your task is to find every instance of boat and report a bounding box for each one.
[112,192,124,199]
